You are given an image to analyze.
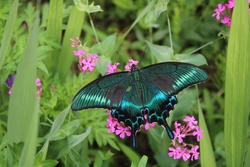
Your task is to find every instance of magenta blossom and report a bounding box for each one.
[115,125,131,139]
[81,56,96,72]
[125,58,139,70]
[169,116,203,161]
[212,0,250,28]
[106,62,120,75]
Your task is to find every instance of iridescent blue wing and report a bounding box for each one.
[140,62,208,96]
[71,72,132,111]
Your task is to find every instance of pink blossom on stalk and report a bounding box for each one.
[70,37,82,48]
[190,145,200,161]
[106,110,132,139]
[192,126,203,141]
[106,62,120,75]
[168,147,182,160]
[225,0,235,8]
[81,56,96,72]
[173,128,186,143]
[73,49,86,57]
[106,116,118,133]
[144,115,155,130]
[125,58,139,70]
[212,4,225,20]
[168,116,203,161]
[36,78,41,86]
[180,148,191,161]
[221,17,232,28]
[115,125,131,138]
[183,116,198,129]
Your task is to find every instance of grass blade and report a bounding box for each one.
[0,0,18,70]
[224,0,250,167]
[7,13,39,166]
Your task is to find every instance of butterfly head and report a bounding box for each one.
[131,64,139,72]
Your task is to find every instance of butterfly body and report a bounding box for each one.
[71,62,208,148]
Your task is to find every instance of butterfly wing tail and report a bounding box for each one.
[163,120,174,139]
[131,128,137,148]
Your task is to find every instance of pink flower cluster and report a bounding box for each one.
[71,37,99,73]
[106,110,155,139]
[168,116,203,161]
[212,0,250,28]
[106,57,138,75]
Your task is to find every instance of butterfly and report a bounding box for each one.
[71,62,208,148]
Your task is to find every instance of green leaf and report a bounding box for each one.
[56,126,92,158]
[7,11,39,167]
[224,1,250,167]
[146,41,173,61]
[101,33,117,57]
[96,56,111,76]
[57,6,86,80]
[137,155,148,167]
[0,0,18,70]
[39,106,70,160]
[113,0,136,10]
[118,142,140,166]
[74,0,103,13]
[175,53,208,66]
[116,0,156,49]
[198,86,216,167]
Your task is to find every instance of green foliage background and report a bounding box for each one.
[0,0,249,167]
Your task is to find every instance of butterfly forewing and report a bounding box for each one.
[71,72,132,110]
[140,62,208,96]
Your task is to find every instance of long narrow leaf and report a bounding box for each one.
[197,86,216,167]
[45,0,63,71]
[224,0,250,167]
[57,6,86,80]
[0,0,18,70]
[7,13,39,167]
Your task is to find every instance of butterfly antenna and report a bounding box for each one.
[140,47,148,57]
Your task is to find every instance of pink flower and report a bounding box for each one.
[168,147,182,160]
[173,128,186,143]
[221,16,232,27]
[106,116,118,133]
[8,87,13,94]
[190,145,200,161]
[183,116,198,129]
[180,148,191,161]
[115,125,131,138]
[125,58,139,70]
[212,4,225,20]
[106,62,120,75]
[36,88,43,95]
[144,115,155,130]
[90,53,98,61]
[73,49,85,57]
[70,37,82,48]
[81,56,96,72]
[36,78,41,86]
[192,126,203,141]
[225,0,235,8]
[168,116,203,161]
